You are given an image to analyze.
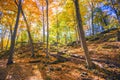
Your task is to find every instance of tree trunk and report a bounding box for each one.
[42,2,45,52]
[75,26,79,44]
[64,34,67,44]
[69,27,72,42]
[1,27,3,50]
[42,2,45,43]
[7,0,21,65]
[46,0,49,58]
[10,25,12,36]
[1,27,6,50]
[20,32,24,47]
[22,11,34,57]
[5,31,11,50]
[73,0,93,68]
[102,16,107,26]
[56,8,59,51]
[73,9,80,44]
[6,25,12,50]
[14,0,34,57]
[91,2,94,35]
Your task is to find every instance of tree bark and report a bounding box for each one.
[5,31,11,50]
[0,27,7,50]
[56,8,59,51]
[5,25,12,50]
[73,0,93,68]
[46,0,49,57]
[7,0,21,65]
[1,27,3,50]
[14,0,34,57]
[91,2,94,35]
[21,11,34,57]
[10,25,12,35]
[72,8,80,44]
[42,1,46,52]
[42,1,45,43]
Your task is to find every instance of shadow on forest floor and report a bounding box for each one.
[0,67,8,80]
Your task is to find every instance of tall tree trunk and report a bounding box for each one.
[64,34,67,44]
[7,0,21,65]
[56,8,59,51]
[87,1,95,35]
[73,0,93,68]
[1,37,3,50]
[10,25,13,38]
[5,31,11,50]
[75,26,79,43]
[102,16,107,26]
[14,0,34,57]
[69,27,72,42]
[91,2,94,35]
[1,27,3,50]
[46,0,49,57]
[42,1,45,43]
[20,31,24,47]
[5,25,13,51]
[42,2,45,52]
[1,27,6,50]
[22,11,34,57]
[73,9,80,43]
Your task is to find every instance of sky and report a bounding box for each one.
[100,4,117,18]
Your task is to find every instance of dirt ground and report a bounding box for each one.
[0,42,120,80]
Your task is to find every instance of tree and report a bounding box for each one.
[46,0,49,58]
[14,0,35,57]
[7,0,21,65]
[87,0,95,35]
[42,0,45,43]
[73,0,93,68]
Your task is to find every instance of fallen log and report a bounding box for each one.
[29,60,41,63]
[50,53,120,67]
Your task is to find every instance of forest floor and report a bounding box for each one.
[0,28,120,80]
[0,41,120,80]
